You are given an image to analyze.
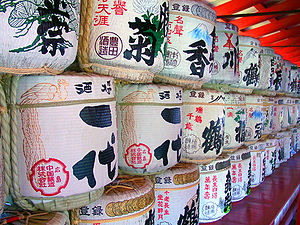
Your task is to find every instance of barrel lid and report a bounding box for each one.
[155,163,199,189]
[117,83,182,104]
[79,176,154,220]
[199,153,230,173]
[183,89,225,104]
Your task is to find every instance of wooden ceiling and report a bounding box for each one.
[203,0,300,67]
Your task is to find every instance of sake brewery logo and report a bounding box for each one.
[125,143,152,169]
[30,158,69,196]
[95,32,123,60]
[202,202,218,218]
[165,47,181,69]
[182,134,201,154]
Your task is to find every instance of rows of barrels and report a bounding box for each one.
[0,0,299,224]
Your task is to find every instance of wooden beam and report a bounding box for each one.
[259,25,300,45]
[213,0,264,16]
[231,0,300,31]
[276,49,300,59]
[264,37,300,47]
[240,13,300,38]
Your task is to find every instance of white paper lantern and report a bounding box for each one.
[210,22,239,84]
[248,141,266,187]
[259,47,275,90]
[265,138,277,177]
[157,0,216,88]
[73,176,155,225]
[238,36,261,89]
[154,163,200,224]
[0,0,80,74]
[181,89,225,164]
[245,95,264,144]
[229,147,251,202]
[199,154,231,223]
[78,0,169,83]
[223,93,246,150]
[117,84,183,175]
[11,74,117,210]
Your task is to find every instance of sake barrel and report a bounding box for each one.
[249,141,266,187]
[210,22,239,84]
[157,0,216,88]
[181,89,225,164]
[11,74,117,211]
[245,95,264,144]
[229,147,251,202]
[223,93,246,150]
[282,97,291,129]
[291,98,298,127]
[297,127,300,152]
[291,128,298,156]
[259,47,275,90]
[276,132,291,166]
[265,138,277,177]
[262,97,274,135]
[78,0,169,83]
[272,98,284,132]
[117,84,183,175]
[72,176,155,225]
[296,100,300,125]
[289,64,299,94]
[199,154,231,223]
[238,36,261,89]
[282,60,292,93]
[0,0,80,75]
[270,53,283,91]
[154,163,200,224]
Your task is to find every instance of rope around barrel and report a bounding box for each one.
[0,65,63,75]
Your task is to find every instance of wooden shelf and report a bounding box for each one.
[207,152,300,225]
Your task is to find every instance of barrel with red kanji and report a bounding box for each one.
[71,175,155,224]
[78,0,169,83]
[210,21,239,84]
[157,0,216,88]
[181,89,225,164]
[223,93,246,150]
[248,141,266,187]
[199,154,231,223]
[259,47,275,90]
[265,138,277,177]
[238,36,261,89]
[245,95,264,144]
[154,163,200,224]
[117,84,183,175]
[0,0,80,75]
[11,74,117,211]
[229,147,251,202]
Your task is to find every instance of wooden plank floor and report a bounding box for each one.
[206,152,300,225]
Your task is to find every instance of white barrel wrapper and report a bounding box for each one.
[159,0,216,86]
[289,64,299,94]
[223,93,246,150]
[210,22,239,84]
[117,84,183,175]
[290,98,298,127]
[245,95,264,143]
[297,127,300,152]
[229,148,251,202]
[15,74,117,199]
[238,36,261,89]
[282,98,291,129]
[249,141,266,187]
[259,47,275,90]
[154,163,200,225]
[265,138,277,177]
[182,89,225,164]
[275,132,291,167]
[199,154,231,223]
[291,128,298,156]
[262,97,274,135]
[272,98,284,132]
[0,0,80,72]
[77,176,155,225]
[269,53,283,91]
[80,0,169,82]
